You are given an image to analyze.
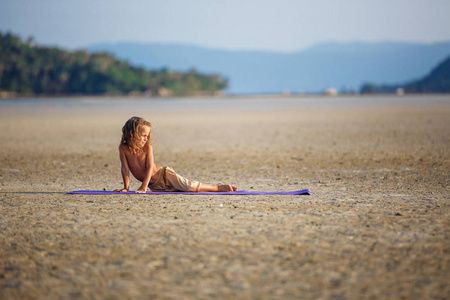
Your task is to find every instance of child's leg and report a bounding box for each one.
[198,183,238,192]
[164,167,201,192]
[165,167,237,192]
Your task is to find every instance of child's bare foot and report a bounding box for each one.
[217,184,238,192]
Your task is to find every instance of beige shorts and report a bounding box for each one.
[148,166,201,192]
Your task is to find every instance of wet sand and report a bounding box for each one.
[0,95,449,299]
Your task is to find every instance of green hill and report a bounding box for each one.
[360,55,450,94]
[403,56,450,93]
[0,32,227,97]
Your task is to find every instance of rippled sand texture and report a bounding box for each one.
[1,96,449,299]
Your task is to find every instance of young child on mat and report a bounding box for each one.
[114,116,238,193]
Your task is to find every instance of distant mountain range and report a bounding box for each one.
[87,41,450,94]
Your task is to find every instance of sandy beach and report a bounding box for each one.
[0,95,449,299]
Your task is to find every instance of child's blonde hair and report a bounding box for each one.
[121,116,152,153]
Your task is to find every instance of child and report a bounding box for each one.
[114,116,238,193]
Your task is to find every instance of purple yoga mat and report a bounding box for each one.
[67,189,311,195]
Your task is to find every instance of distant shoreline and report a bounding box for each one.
[2,91,450,101]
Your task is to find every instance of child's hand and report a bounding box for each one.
[113,188,128,192]
[135,187,147,193]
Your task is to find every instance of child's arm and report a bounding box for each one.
[114,145,130,192]
[135,145,155,193]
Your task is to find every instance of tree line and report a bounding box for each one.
[0,32,228,97]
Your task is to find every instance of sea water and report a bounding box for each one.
[0,95,449,116]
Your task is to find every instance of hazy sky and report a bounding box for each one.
[1,0,450,52]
